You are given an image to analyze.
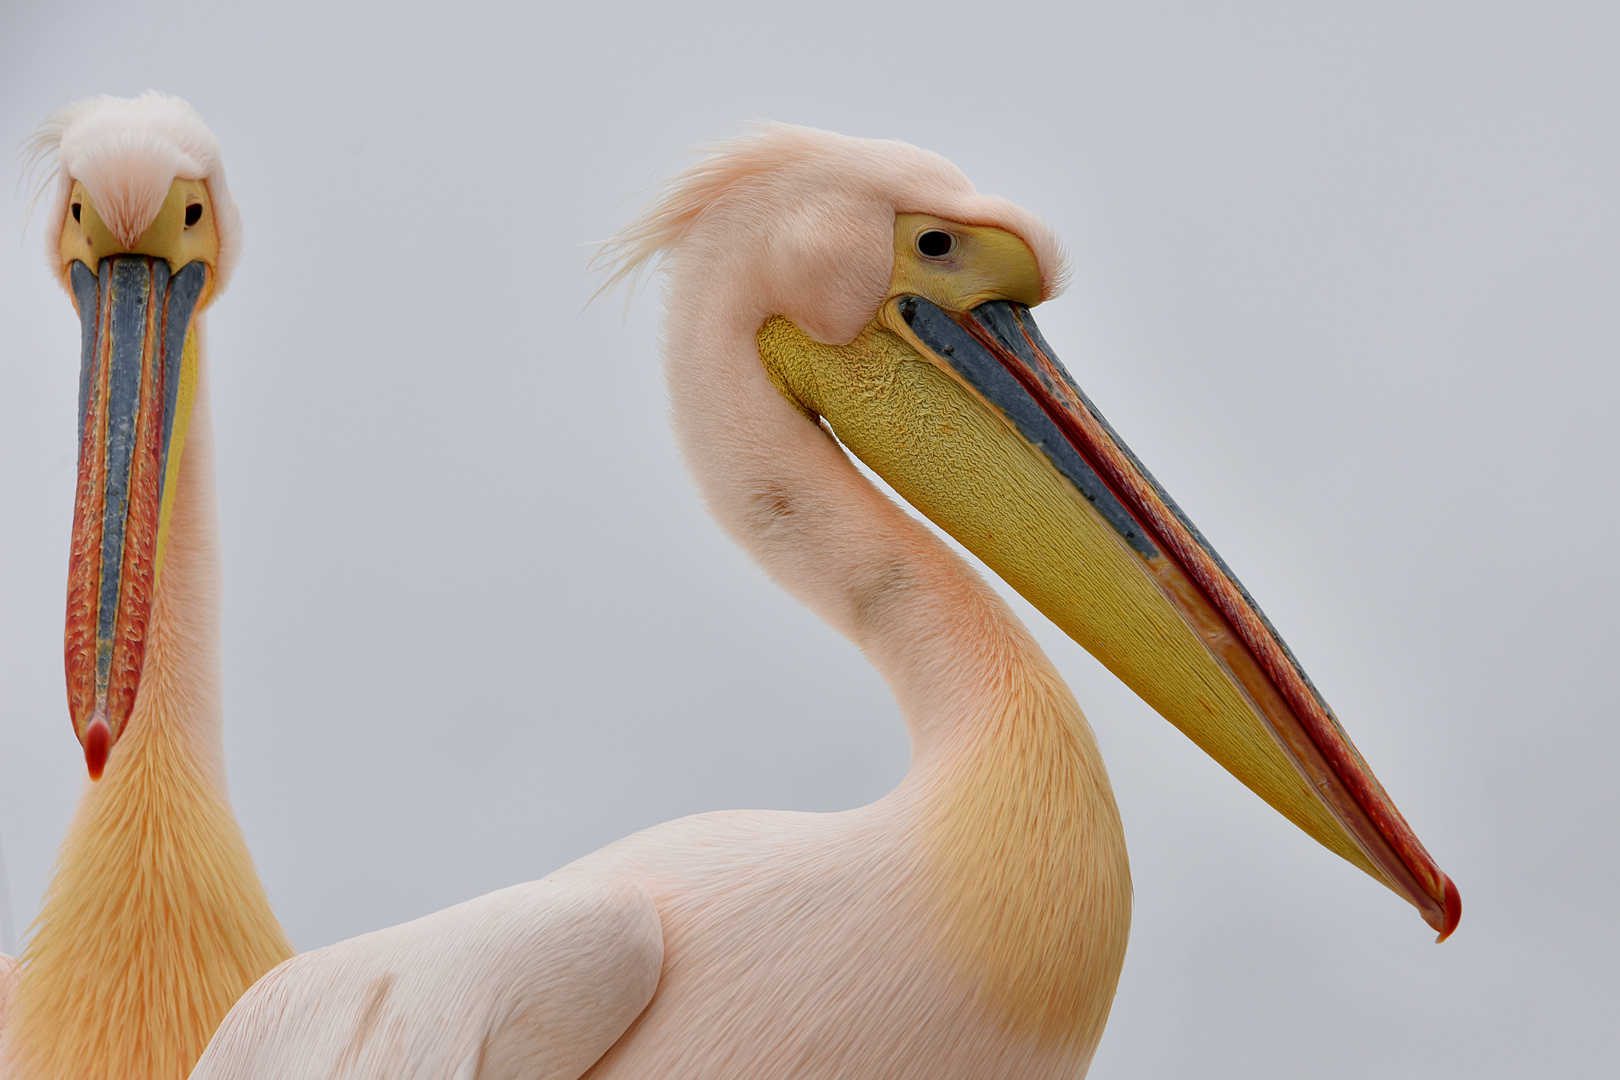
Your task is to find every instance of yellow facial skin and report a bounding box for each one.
[889,213,1043,310]
[60,178,221,309]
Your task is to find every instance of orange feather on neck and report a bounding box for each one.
[6,718,291,1080]
[923,638,1131,1057]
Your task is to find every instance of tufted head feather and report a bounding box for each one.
[597,123,1068,341]
[24,91,241,295]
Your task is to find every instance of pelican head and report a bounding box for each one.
[607,124,1458,940]
[30,92,239,779]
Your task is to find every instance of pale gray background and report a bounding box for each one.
[1,2,1614,1076]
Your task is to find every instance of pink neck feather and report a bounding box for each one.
[658,246,1044,764]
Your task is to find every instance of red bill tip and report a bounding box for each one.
[1434,873,1462,943]
[84,716,110,781]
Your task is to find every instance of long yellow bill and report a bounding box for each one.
[60,178,214,779]
[757,214,1459,939]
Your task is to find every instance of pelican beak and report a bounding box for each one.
[757,215,1459,940]
[59,179,216,779]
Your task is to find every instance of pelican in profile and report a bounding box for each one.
[0,94,291,1080]
[194,125,1455,1078]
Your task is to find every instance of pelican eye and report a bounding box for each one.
[71,202,82,223]
[916,229,956,259]
[184,203,203,228]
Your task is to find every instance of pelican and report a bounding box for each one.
[193,125,1456,1078]
[0,94,291,1080]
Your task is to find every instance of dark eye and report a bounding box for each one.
[916,229,956,258]
[184,203,203,228]
[71,202,82,223]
